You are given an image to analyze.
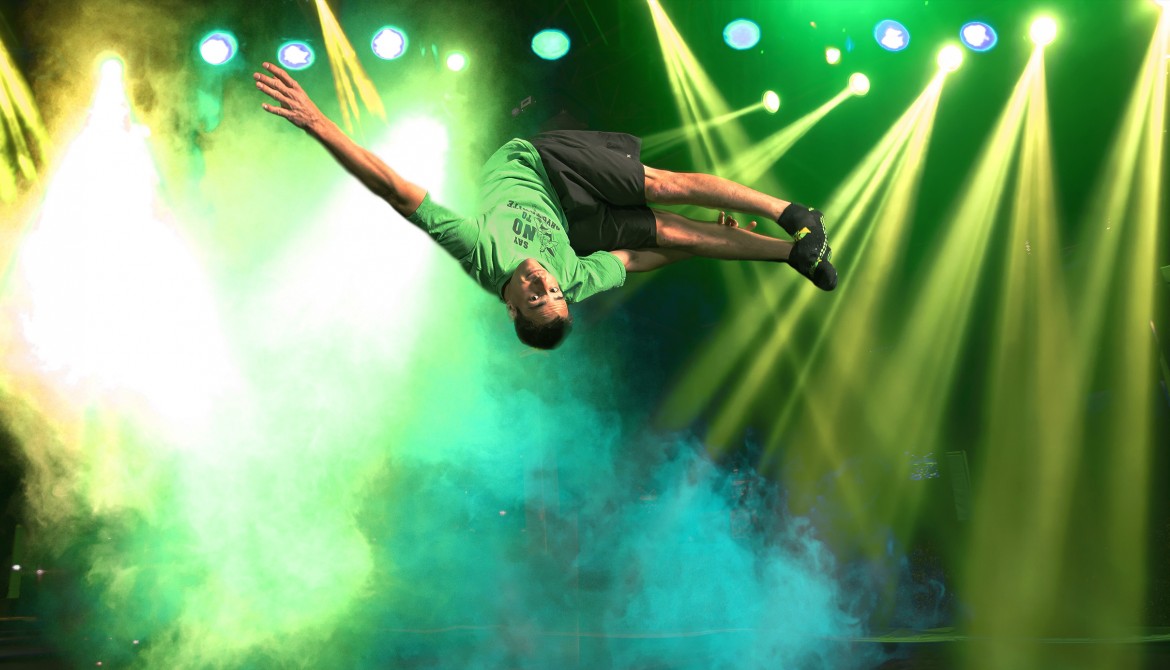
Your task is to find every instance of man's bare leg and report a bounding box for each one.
[643,166,834,289]
[643,166,791,223]
[653,209,792,261]
[650,208,836,290]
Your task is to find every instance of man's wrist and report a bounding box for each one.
[305,114,333,140]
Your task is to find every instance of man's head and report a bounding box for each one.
[503,258,572,350]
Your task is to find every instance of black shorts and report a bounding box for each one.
[530,130,658,256]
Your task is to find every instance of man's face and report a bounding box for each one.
[504,258,569,324]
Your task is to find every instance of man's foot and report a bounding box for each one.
[778,203,832,264]
[788,228,837,291]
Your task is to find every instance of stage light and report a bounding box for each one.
[763,90,780,113]
[372,26,408,60]
[278,41,315,71]
[961,21,998,52]
[1030,17,1057,47]
[938,44,964,72]
[874,19,910,52]
[724,19,761,50]
[850,73,871,96]
[199,31,238,66]
[826,47,841,64]
[446,52,468,72]
[532,28,570,60]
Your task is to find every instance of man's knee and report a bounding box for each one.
[644,166,681,202]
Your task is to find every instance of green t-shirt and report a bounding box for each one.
[407,138,626,302]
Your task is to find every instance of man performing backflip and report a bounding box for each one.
[254,62,836,349]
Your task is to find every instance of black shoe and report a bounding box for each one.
[788,228,836,291]
[778,204,832,264]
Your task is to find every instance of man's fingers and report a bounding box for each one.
[253,72,280,88]
[261,103,293,119]
[263,61,299,89]
[255,80,294,106]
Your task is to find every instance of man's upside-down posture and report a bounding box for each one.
[254,62,837,350]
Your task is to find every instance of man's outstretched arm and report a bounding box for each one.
[254,62,426,218]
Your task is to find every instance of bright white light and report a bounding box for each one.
[383,117,450,190]
[11,565,19,571]
[960,22,998,52]
[874,19,910,52]
[1030,17,1058,47]
[372,27,407,60]
[278,42,315,70]
[100,59,123,81]
[762,91,780,113]
[14,57,236,425]
[938,44,964,72]
[826,47,841,65]
[199,31,237,66]
[849,73,871,96]
[446,52,467,72]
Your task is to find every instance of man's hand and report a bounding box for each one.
[254,62,324,131]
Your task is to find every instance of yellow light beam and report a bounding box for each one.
[1097,7,1168,647]
[657,76,936,438]
[0,36,47,203]
[752,75,945,536]
[716,76,943,453]
[314,0,386,134]
[962,51,1085,669]
[861,55,1035,454]
[641,103,763,159]
[754,73,947,440]
[642,0,805,344]
[727,88,854,186]
[783,57,1034,554]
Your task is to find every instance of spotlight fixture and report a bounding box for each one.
[446,52,468,72]
[372,26,408,60]
[826,47,842,65]
[724,19,761,50]
[849,73,871,96]
[532,29,571,60]
[874,19,910,52]
[1030,17,1058,47]
[278,41,315,71]
[960,21,998,52]
[762,90,780,113]
[199,31,238,66]
[938,44,964,72]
